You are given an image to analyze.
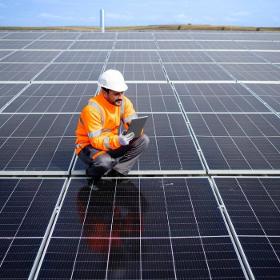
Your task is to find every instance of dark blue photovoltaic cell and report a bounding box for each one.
[52,178,227,238]
[188,114,280,172]
[73,113,204,173]
[37,178,245,279]
[34,63,104,81]
[0,178,64,237]
[239,237,280,279]
[0,238,42,279]
[0,114,78,173]
[0,83,26,109]
[214,177,280,236]
[4,83,96,113]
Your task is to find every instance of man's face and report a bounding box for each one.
[104,89,124,106]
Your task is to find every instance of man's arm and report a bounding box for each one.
[81,106,121,151]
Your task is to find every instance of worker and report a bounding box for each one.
[75,69,149,187]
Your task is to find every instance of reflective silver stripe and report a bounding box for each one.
[88,101,104,125]
[123,113,138,123]
[88,129,102,138]
[103,137,111,149]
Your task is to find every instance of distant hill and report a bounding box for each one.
[0,24,280,32]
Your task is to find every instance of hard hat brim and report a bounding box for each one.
[98,82,128,92]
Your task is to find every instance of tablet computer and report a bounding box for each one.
[126,116,149,138]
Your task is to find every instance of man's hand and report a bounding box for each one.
[119,132,135,146]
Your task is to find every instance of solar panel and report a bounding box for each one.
[117,32,154,40]
[0,178,65,278]
[1,30,280,278]
[40,32,80,40]
[223,32,280,41]
[190,33,227,40]
[189,114,280,173]
[222,63,280,81]
[198,41,246,49]
[238,41,280,50]
[115,41,157,49]
[4,32,43,40]
[239,237,280,279]
[2,50,60,62]
[73,113,205,174]
[36,178,246,279]
[154,32,192,40]
[256,52,280,63]
[0,238,42,279]
[0,63,47,81]
[214,177,280,278]
[108,51,160,63]
[25,40,72,50]
[0,40,31,49]
[125,83,176,97]
[246,84,280,112]
[34,63,104,81]
[0,32,8,38]
[164,63,233,81]
[54,50,108,63]
[174,83,270,112]
[180,95,270,112]
[123,83,179,112]
[104,63,166,81]
[79,32,116,40]
[0,83,27,110]
[70,41,114,50]
[3,83,96,113]
[0,114,77,174]
[174,83,252,96]
[157,40,202,49]
[206,51,266,63]
[159,51,212,63]
[0,50,12,59]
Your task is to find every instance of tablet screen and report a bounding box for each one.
[126,116,149,138]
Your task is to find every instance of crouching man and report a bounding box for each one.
[75,69,149,187]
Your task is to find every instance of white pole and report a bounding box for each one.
[100,9,105,33]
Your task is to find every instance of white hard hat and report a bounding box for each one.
[98,69,128,92]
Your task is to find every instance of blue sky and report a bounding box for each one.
[0,0,279,27]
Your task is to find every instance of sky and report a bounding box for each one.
[0,0,279,27]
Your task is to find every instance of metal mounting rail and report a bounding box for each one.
[209,177,255,280]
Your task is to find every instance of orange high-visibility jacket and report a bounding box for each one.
[75,92,137,155]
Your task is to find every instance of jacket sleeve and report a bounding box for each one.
[81,106,121,151]
[122,97,137,130]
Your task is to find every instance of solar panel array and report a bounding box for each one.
[0,30,280,279]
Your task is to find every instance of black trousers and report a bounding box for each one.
[78,134,149,179]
